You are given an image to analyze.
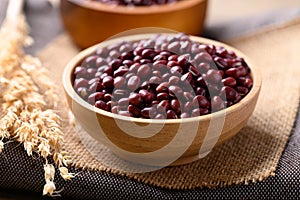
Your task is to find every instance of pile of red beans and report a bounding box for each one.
[91,0,181,6]
[73,33,253,119]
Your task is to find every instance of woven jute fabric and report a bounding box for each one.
[15,18,300,190]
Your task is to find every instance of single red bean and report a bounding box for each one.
[196,76,206,88]
[111,106,119,114]
[157,100,169,112]
[236,86,249,95]
[194,52,212,63]
[133,55,142,62]
[225,66,247,78]
[222,77,236,87]
[129,93,142,107]
[195,87,206,96]
[109,59,122,70]
[120,51,134,60]
[118,98,129,106]
[88,77,100,85]
[102,76,114,89]
[213,56,228,69]
[168,85,183,97]
[193,95,210,108]
[170,99,181,114]
[114,76,125,88]
[113,89,128,98]
[95,100,110,111]
[149,76,161,84]
[157,92,169,101]
[141,107,157,118]
[167,60,179,68]
[183,91,194,100]
[137,64,151,77]
[220,86,238,101]
[161,73,171,82]
[168,55,179,61]
[88,82,103,93]
[181,72,193,83]
[180,112,190,118]
[177,55,190,69]
[128,105,140,117]
[74,78,89,90]
[211,96,225,111]
[140,59,152,65]
[206,69,222,84]
[167,110,178,119]
[77,87,88,98]
[153,60,167,70]
[183,102,193,112]
[189,65,200,76]
[103,93,112,102]
[170,66,183,75]
[129,63,140,72]
[226,101,233,107]
[197,62,210,73]
[168,42,180,52]
[154,114,165,119]
[134,47,144,56]
[191,108,200,117]
[169,76,180,85]
[127,76,141,90]
[243,78,253,88]
[153,54,166,61]
[142,48,157,59]
[114,67,129,77]
[140,81,150,90]
[156,82,169,93]
[109,50,120,59]
[74,66,88,78]
[160,50,172,57]
[139,89,154,103]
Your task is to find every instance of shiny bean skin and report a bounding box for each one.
[73,33,252,119]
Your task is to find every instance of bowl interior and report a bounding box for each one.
[63,33,261,124]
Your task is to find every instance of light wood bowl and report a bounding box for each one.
[62,34,262,166]
[60,0,207,48]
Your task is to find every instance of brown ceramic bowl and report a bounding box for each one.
[62,34,261,166]
[60,0,207,48]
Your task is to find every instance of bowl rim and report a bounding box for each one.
[65,0,206,15]
[63,33,262,124]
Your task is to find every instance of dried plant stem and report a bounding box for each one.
[0,0,72,196]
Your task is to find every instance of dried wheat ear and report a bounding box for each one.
[0,13,73,197]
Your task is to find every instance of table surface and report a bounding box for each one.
[0,0,300,199]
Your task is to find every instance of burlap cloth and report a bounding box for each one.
[22,17,300,190]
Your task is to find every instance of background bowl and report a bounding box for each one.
[60,0,207,48]
[62,34,261,166]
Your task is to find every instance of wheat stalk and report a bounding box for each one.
[0,0,73,196]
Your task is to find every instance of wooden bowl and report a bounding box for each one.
[62,34,261,166]
[60,0,207,48]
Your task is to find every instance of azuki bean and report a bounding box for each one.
[129,93,142,107]
[167,110,178,119]
[127,76,141,91]
[114,76,125,88]
[170,99,181,114]
[222,77,236,87]
[128,105,140,117]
